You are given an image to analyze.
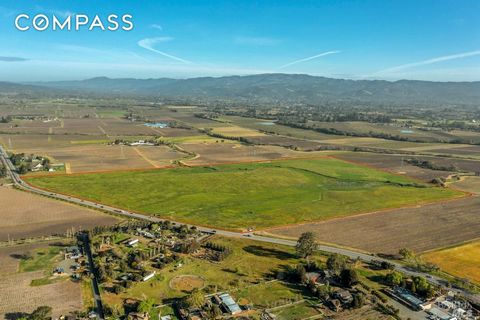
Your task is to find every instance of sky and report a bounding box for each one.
[0,0,479,82]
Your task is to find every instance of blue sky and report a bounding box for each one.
[0,0,479,81]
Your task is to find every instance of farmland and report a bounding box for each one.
[0,242,82,318]
[25,157,461,230]
[268,196,480,254]
[422,241,480,285]
[0,186,118,241]
[179,142,327,165]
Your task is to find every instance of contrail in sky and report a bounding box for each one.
[376,50,480,74]
[279,50,340,69]
[138,37,191,64]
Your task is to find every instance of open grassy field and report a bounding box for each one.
[26,157,461,230]
[0,186,118,241]
[268,196,480,254]
[0,242,82,318]
[422,241,480,285]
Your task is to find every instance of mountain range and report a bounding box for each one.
[1,74,479,106]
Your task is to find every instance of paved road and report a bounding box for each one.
[78,232,105,320]
[1,145,478,306]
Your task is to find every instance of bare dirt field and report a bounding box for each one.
[267,196,480,254]
[450,176,480,194]
[0,120,60,135]
[180,142,325,165]
[45,144,181,173]
[169,275,205,292]
[0,134,183,173]
[247,135,324,150]
[425,146,480,157]
[335,152,480,181]
[0,186,118,241]
[0,243,82,318]
[0,134,110,150]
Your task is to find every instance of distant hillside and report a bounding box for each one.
[11,74,480,106]
[0,81,46,94]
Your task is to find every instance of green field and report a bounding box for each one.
[19,245,63,273]
[26,158,462,230]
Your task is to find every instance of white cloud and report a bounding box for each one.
[234,36,281,46]
[150,24,163,30]
[376,50,480,75]
[279,51,340,69]
[137,37,191,64]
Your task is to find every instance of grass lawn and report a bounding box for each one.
[274,301,321,320]
[26,157,462,230]
[234,281,307,309]
[19,245,63,273]
[422,241,480,285]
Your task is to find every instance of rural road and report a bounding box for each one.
[1,145,478,306]
[78,232,105,320]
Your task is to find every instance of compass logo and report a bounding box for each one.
[15,13,134,31]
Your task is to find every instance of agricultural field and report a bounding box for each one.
[450,176,480,194]
[211,125,266,137]
[0,134,184,173]
[268,196,480,254]
[220,115,345,141]
[309,121,480,144]
[180,142,326,165]
[336,152,480,178]
[25,157,461,231]
[0,186,118,241]
[221,115,480,158]
[422,241,480,285]
[0,242,82,318]
[333,152,455,182]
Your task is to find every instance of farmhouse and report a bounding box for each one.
[64,246,82,260]
[31,162,44,172]
[333,289,353,305]
[306,271,322,283]
[129,140,155,146]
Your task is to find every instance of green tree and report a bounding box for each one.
[327,253,347,276]
[295,264,307,283]
[17,163,29,174]
[29,306,52,320]
[182,289,205,309]
[385,271,403,286]
[295,232,317,258]
[138,297,155,313]
[399,248,415,261]
[340,268,359,287]
[352,293,364,309]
